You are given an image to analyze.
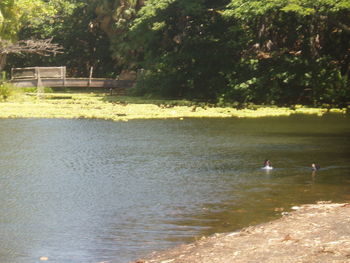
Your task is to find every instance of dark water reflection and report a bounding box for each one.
[0,115,349,263]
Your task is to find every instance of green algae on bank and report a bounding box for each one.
[0,92,348,121]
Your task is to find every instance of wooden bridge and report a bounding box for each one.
[10,66,135,90]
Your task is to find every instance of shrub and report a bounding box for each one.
[0,83,12,101]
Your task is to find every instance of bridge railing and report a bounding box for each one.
[10,66,134,90]
[11,66,66,80]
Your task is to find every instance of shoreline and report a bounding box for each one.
[2,92,349,263]
[0,92,348,121]
[133,202,350,263]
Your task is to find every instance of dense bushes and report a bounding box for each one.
[127,0,350,106]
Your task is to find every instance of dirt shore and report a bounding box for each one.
[133,202,350,263]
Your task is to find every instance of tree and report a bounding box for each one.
[222,0,350,105]
[120,0,349,104]
[0,0,19,40]
[91,0,145,69]
[7,0,122,77]
[0,38,62,71]
[0,0,63,72]
[125,0,238,99]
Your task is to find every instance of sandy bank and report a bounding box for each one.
[133,202,350,263]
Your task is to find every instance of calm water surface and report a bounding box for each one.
[0,116,349,263]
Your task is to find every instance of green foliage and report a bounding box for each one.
[220,0,350,106]
[0,0,58,40]
[0,0,19,40]
[89,0,144,68]
[3,0,350,107]
[127,0,238,99]
[126,0,349,105]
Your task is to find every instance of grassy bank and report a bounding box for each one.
[0,89,348,121]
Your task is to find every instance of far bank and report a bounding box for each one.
[0,91,348,121]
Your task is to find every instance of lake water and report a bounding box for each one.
[0,115,349,263]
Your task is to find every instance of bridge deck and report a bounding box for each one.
[11,78,134,89]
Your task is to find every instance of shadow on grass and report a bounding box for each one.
[101,93,200,107]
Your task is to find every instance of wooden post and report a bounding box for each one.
[62,66,66,88]
[36,67,44,95]
[88,66,93,87]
